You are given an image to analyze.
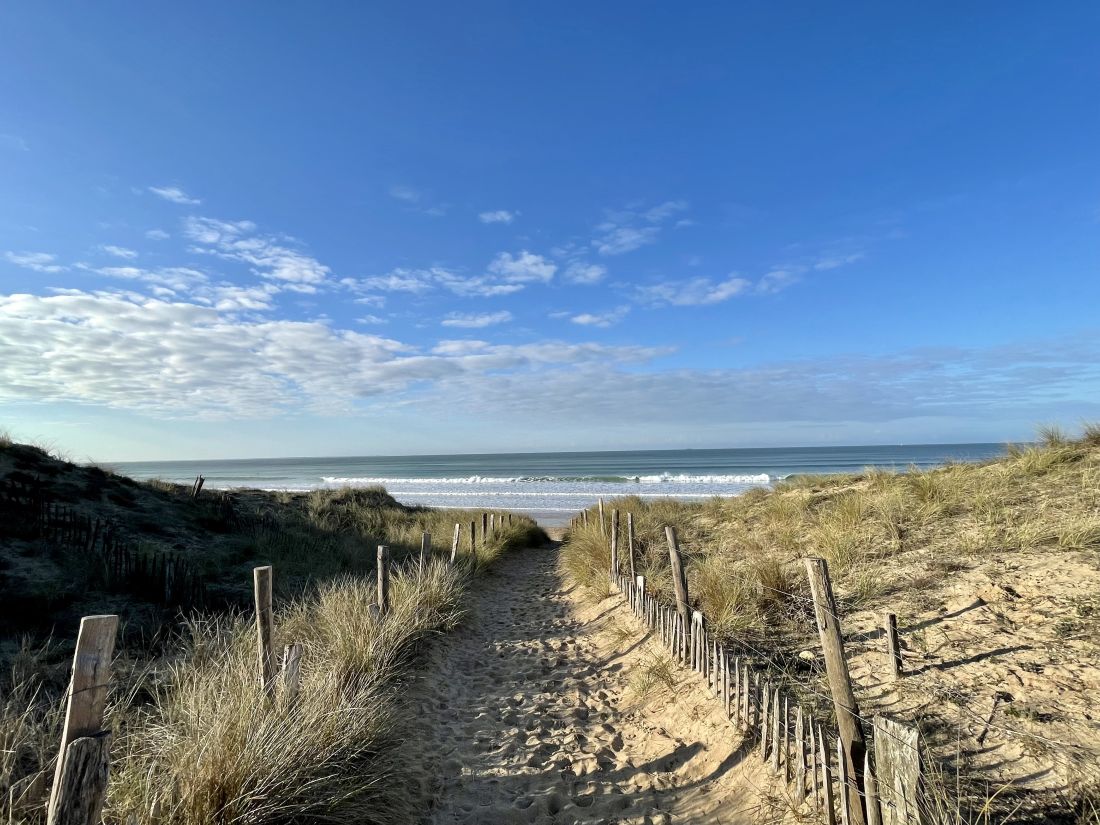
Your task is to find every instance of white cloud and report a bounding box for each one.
[184,217,330,289]
[357,314,388,325]
[149,185,201,205]
[479,210,517,224]
[342,266,527,299]
[0,290,655,417]
[88,264,209,293]
[571,306,630,328]
[389,185,421,203]
[145,229,170,241]
[563,262,607,285]
[441,310,513,329]
[4,251,65,273]
[487,250,556,284]
[813,252,865,271]
[100,245,138,260]
[593,200,688,256]
[638,275,751,306]
[755,268,802,294]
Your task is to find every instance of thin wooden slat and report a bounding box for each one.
[377,545,390,615]
[838,736,853,825]
[822,729,837,825]
[866,750,882,825]
[451,523,461,565]
[254,566,276,697]
[794,706,807,804]
[46,732,111,825]
[884,612,903,679]
[771,688,781,773]
[281,643,304,705]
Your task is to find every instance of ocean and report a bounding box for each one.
[110,443,1007,525]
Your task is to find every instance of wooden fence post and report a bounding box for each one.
[884,612,902,679]
[805,557,867,825]
[873,716,921,825]
[47,614,118,825]
[481,512,488,541]
[420,532,431,575]
[254,566,276,697]
[610,509,620,575]
[865,750,882,825]
[451,523,461,565]
[469,520,476,554]
[281,643,304,705]
[377,545,390,615]
[665,526,691,661]
[626,512,636,578]
[598,498,606,536]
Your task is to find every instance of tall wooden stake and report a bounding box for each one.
[451,523,461,565]
[665,526,691,660]
[805,557,867,825]
[377,545,390,615]
[598,498,606,536]
[626,512,636,578]
[420,531,431,575]
[254,566,276,697]
[610,509,620,575]
[47,615,118,823]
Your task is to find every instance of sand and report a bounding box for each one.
[402,544,786,824]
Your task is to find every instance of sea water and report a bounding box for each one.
[111,443,1006,525]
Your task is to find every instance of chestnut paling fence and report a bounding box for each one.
[572,501,926,825]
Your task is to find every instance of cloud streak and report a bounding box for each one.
[149,186,201,205]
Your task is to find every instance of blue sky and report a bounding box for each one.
[1,2,1099,460]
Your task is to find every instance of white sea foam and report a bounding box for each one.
[320,473,772,485]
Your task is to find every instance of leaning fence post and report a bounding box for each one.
[254,566,276,697]
[451,523,461,565]
[47,614,118,825]
[805,557,867,825]
[665,526,691,661]
[884,612,903,679]
[377,545,390,615]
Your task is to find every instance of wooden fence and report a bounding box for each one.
[0,477,206,610]
[575,501,926,825]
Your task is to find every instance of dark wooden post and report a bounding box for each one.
[805,557,867,825]
[884,612,902,679]
[254,566,276,697]
[377,545,390,615]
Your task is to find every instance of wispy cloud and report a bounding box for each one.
[479,210,517,224]
[184,216,330,291]
[390,185,448,216]
[342,266,526,299]
[100,244,138,259]
[388,185,421,203]
[487,251,556,284]
[4,251,65,273]
[637,275,750,306]
[356,314,388,325]
[563,262,607,285]
[149,185,201,205]
[145,229,170,241]
[593,200,688,256]
[571,306,630,327]
[441,310,513,328]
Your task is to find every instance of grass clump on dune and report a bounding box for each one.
[562,425,1100,640]
[108,559,463,825]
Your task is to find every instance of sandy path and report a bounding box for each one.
[404,545,779,824]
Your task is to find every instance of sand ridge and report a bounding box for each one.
[402,544,782,824]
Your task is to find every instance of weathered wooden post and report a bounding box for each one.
[626,512,636,578]
[582,509,589,528]
[254,566,276,697]
[47,614,118,825]
[665,526,691,660]
[598,498,606,536]
[489,513,495,534]
[451,523,461,565]
[481,512,488,541]
[281,643,304,705]
[610,509,620,576]
[884,612,903,679]
[865,751,882,825]
[377,545,391,615]
[420,531,431,575]
[873,716,921,825]
[805,557,867,825]
[469,520,476,554]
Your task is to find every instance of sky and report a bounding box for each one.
[1,2,1099,461]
